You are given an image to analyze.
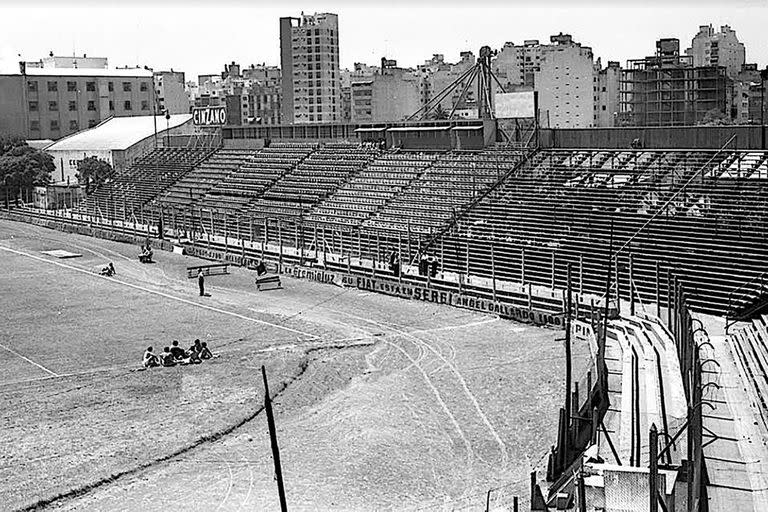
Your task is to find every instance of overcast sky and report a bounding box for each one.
[1,1,766,81]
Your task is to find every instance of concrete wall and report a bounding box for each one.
[0,75,26,137]
[49,148,113,185]
[540,125,766,149]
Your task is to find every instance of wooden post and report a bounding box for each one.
[262,218,267,259]
[577,462,587,512]
[322,227,327,267]
[465,232,470,277]
[551,251,556,289]
[407,222,412,262]
[278,219,283,270]
[240,217,245,259]
[224,213,229,255]
[666,269,673,331]
[614,255,621,315]
[649,423,659,512]
[357,230,362,260]
[491,243,497,302]
[629,252,635,316]
[262,366,288,512]
[565,263,573,429]
[210,210,214,246]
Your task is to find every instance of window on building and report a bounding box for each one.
[123,82,132,92]
[86,81,96,92]
[141,100,149,110]
[47,81,58,92]
[124,100,132,110]
[109,100,114,111]
[88,119,97,128]
[67,81,77,92]
[48,101,58,111]
[87,100,96,111]
[50,120,59,131]
[602,105,606,111]
[68,100,76,111]
[30,120,40,131]
[28,101,38,111]
[69,120,79,130]
[140,82,148,92]
[108,81,114,92]
[28,81,38,92]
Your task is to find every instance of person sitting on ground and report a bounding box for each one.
[189,338,203,355]
[159,347,176,367]
[185,344,202,364]
[170,340,186,360]
[139,244,153,263]
[200,342,213,360]
[99,262,115,276]
[143,346,160,368]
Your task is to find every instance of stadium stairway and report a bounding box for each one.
[597,313,688,468]
[728,314,768,429]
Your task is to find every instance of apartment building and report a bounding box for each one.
[279,12,341,124]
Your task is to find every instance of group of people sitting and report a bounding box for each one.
[99,262,116,276]
[142,339,214,368]
[138,242,154,263]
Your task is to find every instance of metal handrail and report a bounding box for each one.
[725,271,768,323]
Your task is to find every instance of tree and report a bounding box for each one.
[429,105,449,120]
[76,156,114,195]
[0,137,54,198]
[698,108,734,126]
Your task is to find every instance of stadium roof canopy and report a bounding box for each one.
[387,126,451,132]
[45,114,192,152]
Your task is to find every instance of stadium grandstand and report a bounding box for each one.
[3,116,768,511]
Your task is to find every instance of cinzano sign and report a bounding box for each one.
[193,106,227,126]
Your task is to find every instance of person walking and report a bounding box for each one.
[198,268,205,296]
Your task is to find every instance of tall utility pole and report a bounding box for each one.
[565,262,573,431]
[262,366,288,512]
[761,68,767,151]
[145,66,158,149]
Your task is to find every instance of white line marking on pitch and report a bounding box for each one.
[0,341,58,377]
[0,244,319,339]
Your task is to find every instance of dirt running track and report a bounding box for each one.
[0,219,590,511]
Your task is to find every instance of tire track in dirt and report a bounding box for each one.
[344,313,509,470]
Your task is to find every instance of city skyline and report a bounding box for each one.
[1,1,767,82]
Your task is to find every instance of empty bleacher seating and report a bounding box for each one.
[78,147,215,221]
